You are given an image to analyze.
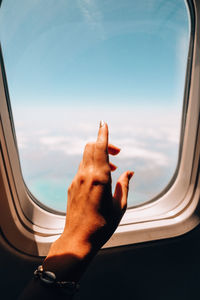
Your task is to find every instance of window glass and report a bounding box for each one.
[0,0,190,212]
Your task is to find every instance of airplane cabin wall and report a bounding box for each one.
[1,224,200,299]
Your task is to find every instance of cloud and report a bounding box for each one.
[17,107,179,168]
[15,130,29,149]
[120,146,168,166]
[34,127,171,167]
[39,136,86,155]
[14,105,181,209]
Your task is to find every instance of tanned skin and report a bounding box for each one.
[19,121,134,299]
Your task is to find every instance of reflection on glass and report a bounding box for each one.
[0,0,190,212]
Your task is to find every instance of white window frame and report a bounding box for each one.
[0,0,199,257]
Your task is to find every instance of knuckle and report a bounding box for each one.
[77,172,86,184]
[70,179,75,188]
[68,171,87,191]
[68,183,73,194]
[68,176,77,191]
[87,166,95,176]
[92,167,111,184]
[85,141,95,150]
[95,141,104,151]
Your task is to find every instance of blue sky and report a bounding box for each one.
[0,0,190,211]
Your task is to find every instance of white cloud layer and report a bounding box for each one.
[13,105,181,209]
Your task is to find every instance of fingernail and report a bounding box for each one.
[100,120,105,128]
[128,171,134,180]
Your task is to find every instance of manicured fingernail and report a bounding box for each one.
[100,120,105,128]
[128,171,134,180]
[109,162,117,171]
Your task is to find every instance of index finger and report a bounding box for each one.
[96,120,108,149]
[94,121,109,167]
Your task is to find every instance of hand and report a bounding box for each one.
[43,121,134,281]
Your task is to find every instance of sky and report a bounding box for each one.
[0,0,190,212]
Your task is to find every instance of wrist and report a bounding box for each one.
[43,234,96,282]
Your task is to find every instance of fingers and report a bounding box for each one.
[95,121,109,166]
[82,142,95,167]
[96,122,121,157]
[113,171,134,211]
[83,122,121,169]
[96,120,108,148]
[81,121,120,170]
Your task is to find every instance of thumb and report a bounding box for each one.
[113,171,134,211]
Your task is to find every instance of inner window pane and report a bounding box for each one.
[0,0,190,212]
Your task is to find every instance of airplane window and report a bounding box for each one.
[0,0,190,212]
